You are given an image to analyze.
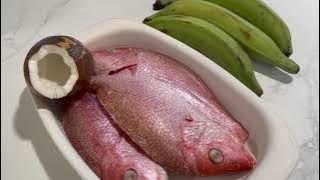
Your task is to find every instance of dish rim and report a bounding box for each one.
[28,19,298,180]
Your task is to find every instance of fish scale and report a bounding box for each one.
[62,92,167,180]
[92,48,256,175]
[93,48,248,142]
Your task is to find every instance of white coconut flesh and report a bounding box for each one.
[28,45,79,99]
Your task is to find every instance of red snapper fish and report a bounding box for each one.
[92,48,256,175]
[63,92,168,180]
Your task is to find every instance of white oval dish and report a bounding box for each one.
[28,19,298,180]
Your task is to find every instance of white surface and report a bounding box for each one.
[1,0,318,179]
[30,19,298,180]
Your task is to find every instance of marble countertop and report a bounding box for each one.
[1,0,319,179]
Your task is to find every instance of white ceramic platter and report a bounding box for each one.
[28,19,298,180]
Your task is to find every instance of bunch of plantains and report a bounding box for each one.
[144,0,299,96]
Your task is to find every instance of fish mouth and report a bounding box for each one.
[241,146,257,170]
[222,146,256,173]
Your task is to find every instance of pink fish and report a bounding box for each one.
[92,48,256,175]
[62,92,167,180]
[93,48,248,142]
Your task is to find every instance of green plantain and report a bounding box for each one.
[144,0,299,74]
[153,0,176,10]
[153,0,293,56]
[146,15,263,96]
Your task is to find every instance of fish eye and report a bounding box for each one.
[209,148,224,164]
[123,169,138,180]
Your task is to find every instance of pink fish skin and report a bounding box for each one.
[92,48,256,175]
[62,92,167,180]
[93,48,248,143]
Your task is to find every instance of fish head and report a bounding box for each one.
[100,143,168,180]
[182,120,256,175]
